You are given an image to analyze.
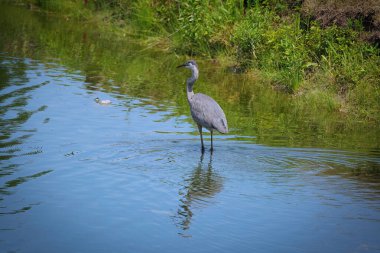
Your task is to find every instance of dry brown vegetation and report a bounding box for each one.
[302,0,380,45]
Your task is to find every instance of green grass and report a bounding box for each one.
[13,0,380,123]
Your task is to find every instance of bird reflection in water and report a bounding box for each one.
[174,152,223,237]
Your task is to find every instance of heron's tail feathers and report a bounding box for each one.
[215,118,228,134]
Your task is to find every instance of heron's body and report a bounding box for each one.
[188,93,228,134]
[178,60,228,151]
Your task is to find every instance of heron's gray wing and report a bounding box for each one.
[190,93,228,133]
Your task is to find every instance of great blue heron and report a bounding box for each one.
[177,60,228,151]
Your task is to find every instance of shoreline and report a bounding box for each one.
[10,1,380,124]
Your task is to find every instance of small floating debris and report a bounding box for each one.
[95,97,111,105]
[64,151,75,157]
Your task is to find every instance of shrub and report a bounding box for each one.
[232,8,273,69]
[233,9,308,90]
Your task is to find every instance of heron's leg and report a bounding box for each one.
[210,130,214,151]
[197,124,205,151]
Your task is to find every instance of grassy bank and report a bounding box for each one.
[11,0,380,123]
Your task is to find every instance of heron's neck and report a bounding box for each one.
[186,67,198,101]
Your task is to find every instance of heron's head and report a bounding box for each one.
[177,60,198,71]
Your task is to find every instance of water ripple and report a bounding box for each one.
[0,49,379,253]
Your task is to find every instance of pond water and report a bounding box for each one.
[1,4,380,253]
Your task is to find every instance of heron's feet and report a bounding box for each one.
[200,145,214,153]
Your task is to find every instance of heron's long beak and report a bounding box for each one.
[176,63,186,68]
